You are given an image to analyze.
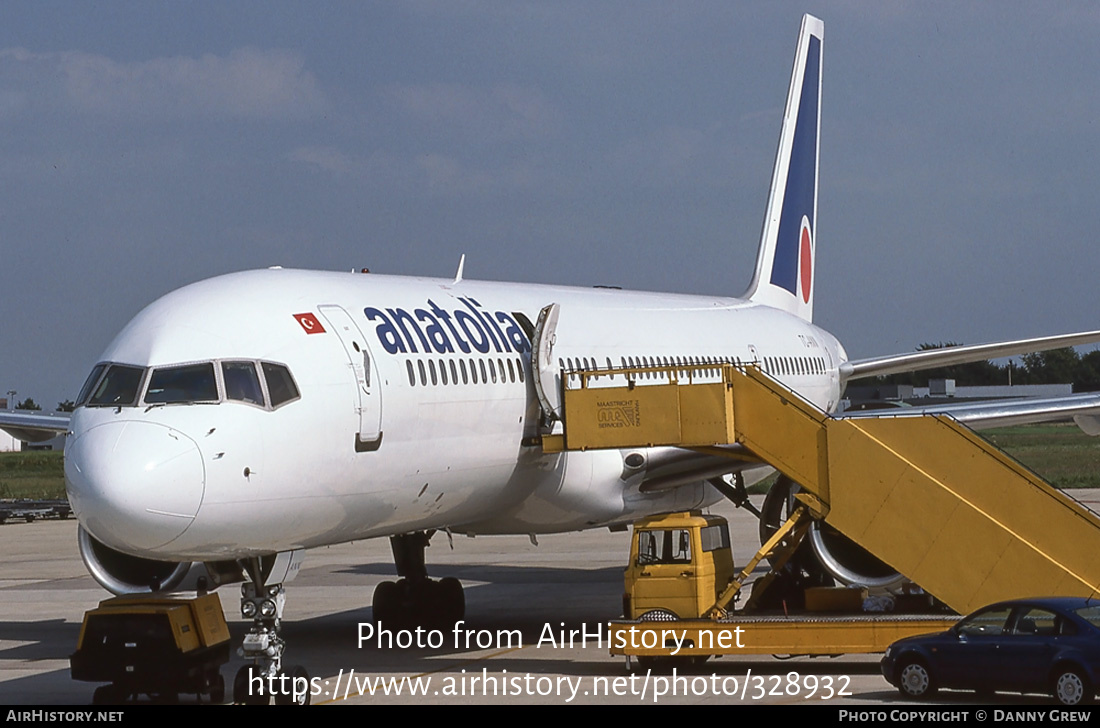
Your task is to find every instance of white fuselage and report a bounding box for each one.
[65,268,846,562]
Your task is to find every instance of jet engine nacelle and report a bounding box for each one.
[77,526,192,595]
[761,476,905,592]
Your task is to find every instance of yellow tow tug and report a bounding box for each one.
[70,592,231,704]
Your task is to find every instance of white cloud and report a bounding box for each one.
[0,47,326,120]
[288,145,353,174]
[605,125,736,189]
[391,83,562,141]
[413,153,539,196]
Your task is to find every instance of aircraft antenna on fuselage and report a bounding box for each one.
[454,254,466,284]
[742,13,822,324]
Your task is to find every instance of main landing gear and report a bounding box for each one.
[232,557,311,705]
[372,531,465,627]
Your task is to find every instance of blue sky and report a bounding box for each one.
[1,2,1098,408]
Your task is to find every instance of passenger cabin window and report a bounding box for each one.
[87,364,144,407]
[223,362,264,405]
[262,362,300,407]
[145,363,218,405]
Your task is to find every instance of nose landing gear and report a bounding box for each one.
[233,557,311,705]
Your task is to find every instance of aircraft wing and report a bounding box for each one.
[0,411,71,444]
[840,330,1100,381]
[836,392,1100,433]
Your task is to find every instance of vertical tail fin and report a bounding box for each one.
[742,14,823,322]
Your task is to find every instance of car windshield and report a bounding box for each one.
[144,363,219,404]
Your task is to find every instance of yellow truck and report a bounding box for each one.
[614,510,956,665]
[623,511,735,622]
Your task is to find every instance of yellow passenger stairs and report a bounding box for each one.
[543,363,1100,615]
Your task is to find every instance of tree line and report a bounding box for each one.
[11,398,74,412]
[876,345,1100,392]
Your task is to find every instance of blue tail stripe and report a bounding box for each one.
[769,35,820,295]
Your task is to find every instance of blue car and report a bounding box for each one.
[881,597,1100,705]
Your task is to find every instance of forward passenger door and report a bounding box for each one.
[319,305,383,449]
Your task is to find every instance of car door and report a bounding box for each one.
[934,605,1013,689]
[999,606,1061,690]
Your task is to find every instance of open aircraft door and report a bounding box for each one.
[532,303,561,422]
[318,305,383,450]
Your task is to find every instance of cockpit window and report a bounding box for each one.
[87,365,145,407]
[262,362,300,407]
[77,364,108,407]
[144,363,219,404]
[222,361,264,405]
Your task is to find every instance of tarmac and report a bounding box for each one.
[2,491,1098,706]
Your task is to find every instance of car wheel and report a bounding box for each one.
[897,658,936,699]
[1054,667,1092,706]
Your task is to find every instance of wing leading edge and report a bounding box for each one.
[841,330,1100,382]
[0,411,71,444]
[836,393,1100,432]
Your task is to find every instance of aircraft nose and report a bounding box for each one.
[66,421,205,553]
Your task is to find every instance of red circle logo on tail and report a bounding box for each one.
[799,217,812,304]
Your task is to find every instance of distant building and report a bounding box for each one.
[842,379,1074,412]
[25,434,66,451]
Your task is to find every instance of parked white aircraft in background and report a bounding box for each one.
[3,15,1100,702]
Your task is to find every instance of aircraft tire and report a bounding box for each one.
[209,673,226,704]
[438,577,465,624]
[234,665,269,706]
[273,665,311,706]
[92,684,119,705]
[372,580,399,625]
